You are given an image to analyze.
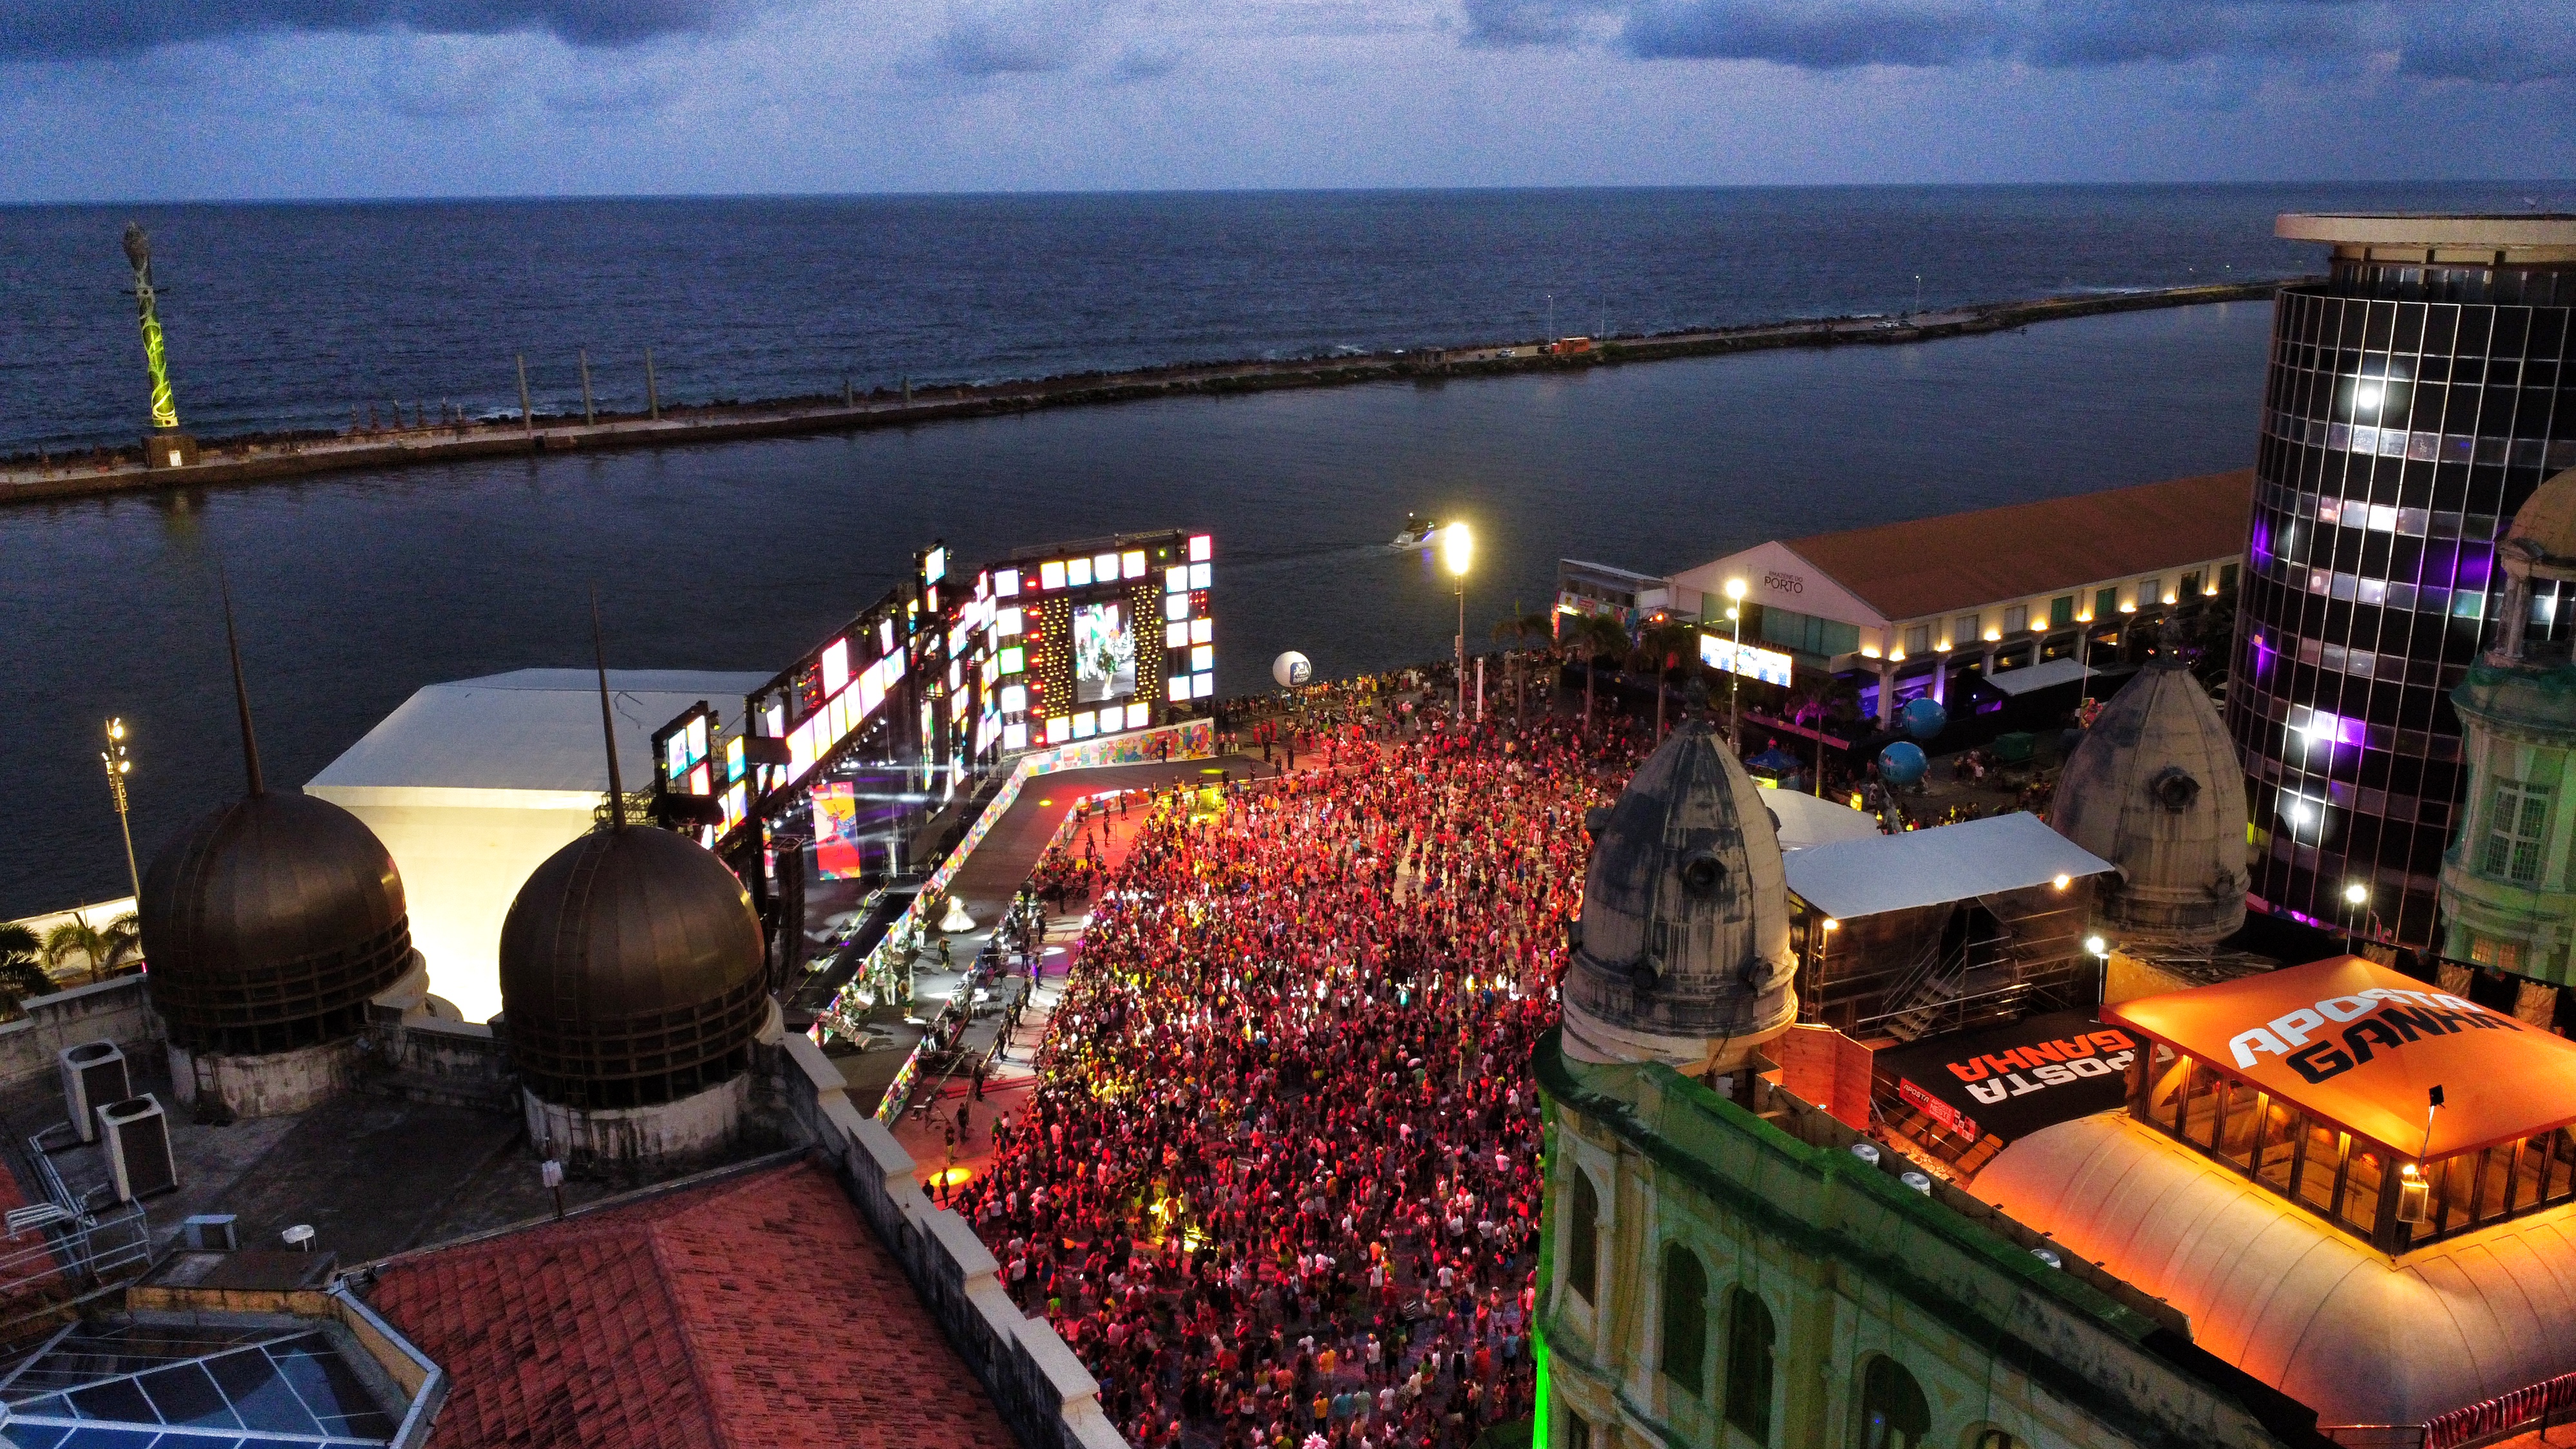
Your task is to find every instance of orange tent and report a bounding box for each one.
[2106,956,2576,1160]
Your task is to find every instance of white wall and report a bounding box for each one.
[307,789,598,1024]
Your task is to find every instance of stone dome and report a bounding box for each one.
[2508,466,2576,564]
[138,791,415,1057]
[1562,715,1796,1072]
[2049,658,2247,949]
[498,824,768,1110]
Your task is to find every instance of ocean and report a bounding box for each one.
[0,182,2555,917]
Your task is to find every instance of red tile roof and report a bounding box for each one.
[367,1157,1016,1449]
[1781,468,2255,622]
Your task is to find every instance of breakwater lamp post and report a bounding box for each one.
[101,718,140,903]
[1445,523,1473,718]
[122,224,195,469]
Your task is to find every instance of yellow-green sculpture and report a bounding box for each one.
[123,223,180,431]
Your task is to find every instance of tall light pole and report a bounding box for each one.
[2344,881,2370,954]
[101,718,140,904]
[1725,578,1748,744]
[1446,523,1473,719]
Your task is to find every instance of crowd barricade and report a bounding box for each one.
[2418,1368,2576,1449]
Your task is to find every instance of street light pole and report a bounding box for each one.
[1445,524,1473,719]
[101,718,139,903]
[2344,882,2370,954]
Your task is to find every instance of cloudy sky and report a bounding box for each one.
[3,0,2572,200]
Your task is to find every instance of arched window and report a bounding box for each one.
[1659,1244,1709,1394]
[1859,1357,1930,1449]
[1566,1168,1599,1304]
[1966,1429,2025,1449]
[1723,1288,1776,1443]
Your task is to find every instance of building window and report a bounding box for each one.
[2049,596,2074,627]
[2094,588,2117,621]
[1858,1357,1929,1449]
[2003,604,2029,634]
[2221,563,2240,594]
[2482,780,2551,885]
[1566,1170,1599,1305]
[1903,624,1930,656]
[1660,1244,1708,1395]
[1953,614,1980,646]
[2139,578,2161,607]
[2470,935,2529,973]
[1723,1288,1775,1443]
[2182,570,2204,598]
[1562,1410,1592,1449]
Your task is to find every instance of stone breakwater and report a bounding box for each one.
[1,279,2289,508]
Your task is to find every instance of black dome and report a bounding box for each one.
[498,824,767,1110]
[139,791,414,1056]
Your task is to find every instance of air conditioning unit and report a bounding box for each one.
[57,1043,128,1145]
[97,1096,178,1202]
[183,1215,238,1251]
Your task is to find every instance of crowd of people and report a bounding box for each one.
[954,694,1653,1449]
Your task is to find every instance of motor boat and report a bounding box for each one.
[1391,513,1442,549]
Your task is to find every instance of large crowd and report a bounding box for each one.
[953,690,1653,1448]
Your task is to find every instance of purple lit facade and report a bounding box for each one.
[2228,215,2576,947]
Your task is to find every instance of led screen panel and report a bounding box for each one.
[1074,600,1137,704]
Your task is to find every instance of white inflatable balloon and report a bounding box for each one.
[1272,651,1313,688]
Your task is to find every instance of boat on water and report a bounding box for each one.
[1390,514,1442,549]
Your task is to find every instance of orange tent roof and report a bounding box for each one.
[2105,956,2576,1160]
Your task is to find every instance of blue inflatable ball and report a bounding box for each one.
[1900,697,1949,741]
[1878,741,1929,787]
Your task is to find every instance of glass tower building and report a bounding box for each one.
[2231,214,2576,948]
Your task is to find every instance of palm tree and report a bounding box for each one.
[43,913,141,986]
[1634,621,1700,737]
[1786,673,1859,797]
[0,923,52,1012]
[1568,614,1631,735]
[1490,609,1557,721]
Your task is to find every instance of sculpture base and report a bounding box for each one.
[142,432,198,469]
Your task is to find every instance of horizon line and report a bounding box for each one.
[6,176,2573,211]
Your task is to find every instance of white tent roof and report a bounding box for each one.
[306,668,770,804]
[1782,811,2113,919]
[1756,785,1882,851]
[1978,1111,2576,1428]
[1983,657,2136,697]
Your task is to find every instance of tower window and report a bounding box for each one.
[1902,624,1930,656]
[2481,779,2551,885]
[1659,1244,1708,1394]
[1724,1287,1776,1443]
[1566,1168,1600,1305]
[1859,1357,1930,1449]
[2003,604,2029,634]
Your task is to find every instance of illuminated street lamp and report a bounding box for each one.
[1445,523,1473,718]
[2085,933,2111,1003]
[2343,880,2372,952]
[1724,578,1748,743]
[101,717,140,903]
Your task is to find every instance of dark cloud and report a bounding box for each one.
[931,0,1103,77]
[1622,0,1996,67]
[0,0,735,61]
[1464,0,2576,84]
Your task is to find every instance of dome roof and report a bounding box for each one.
[2049,659,2247,949]
[2509,466,2576,565]
[498,824,767,1110]
[1978,1112,2576,1430]
[138,791,415,1056]
[1563,717,1796,1071]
